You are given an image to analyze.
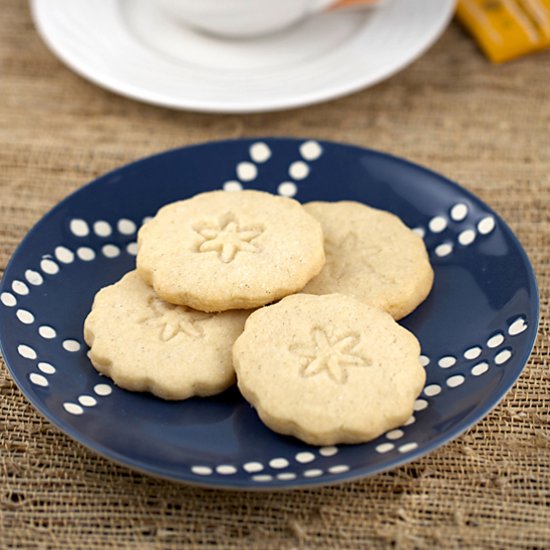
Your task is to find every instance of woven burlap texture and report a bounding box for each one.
[1,1,549,548]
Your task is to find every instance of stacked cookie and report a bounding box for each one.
[84,190,433,445]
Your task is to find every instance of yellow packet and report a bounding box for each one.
[457,0,550,62]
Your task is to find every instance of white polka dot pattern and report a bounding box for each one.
[102,244,120,258]
[319,446,338,457]
[508,317,527,335]
[458,229,476,246]
[78,395,97,407]
[269,458,289,469]
[385,429,404,440]
[295,452,315,464]
[94,384,112,396]
[77,247,95,261]
[236,162,257,181]
[464,346,481,360]
[438,356,456,369]
[38,325,56,339]
[55,246,75,264]
[117,219,136,235]
[423,203,497,260]
[223,140,324,200]
[289,161,309,180]
[471,362,489,376]
[303,469,323,478]
[487,333,504,348]
[29,373,48,387]
[398,443,418,453]
[40,259,59,275]
[376,443,394,453]
[18,344,37,359]
[495,349,512,365]
[450,203,468,221]
[12,281,29,295]
[243,462,263,473]
[252,475,272,482]
[446,375,465,388]
[38,362,55,374]
[62,339,81,352]
[477,216,495,234]
[423,384,441,397]
[191,466,212,476]
[1,292,16,307]
[328,465,349,474]
[69,219,89,237]
[435,243,453,257]
[93,220,112,237]
[249,142,271,163]
[277,182,297,197]
[61,381,113,415]
[429,216,447,233]
[25,270,43,286]
[63,402,84,415]
[16,310,34,324]
[216,465,237,475]
[300,140,323,161]
[223,180,242,192]
[414,399,429,411]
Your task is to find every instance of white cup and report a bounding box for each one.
[156,0,346,38]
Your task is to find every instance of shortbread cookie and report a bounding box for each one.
[84,271,249,400]
[302,201,433,319]
[233,293,425,445]
[137,190,325,312]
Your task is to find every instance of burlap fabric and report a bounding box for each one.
[1,1,549,548]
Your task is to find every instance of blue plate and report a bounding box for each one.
[0,138,539,489]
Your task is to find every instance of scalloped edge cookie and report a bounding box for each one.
[84,271,249,400]
[233,293,425,445]
[137,190,325,312]
[302,201,434,320]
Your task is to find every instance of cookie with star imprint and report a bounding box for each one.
[302,201,434,320]
[83,271,249,400]
[136,190,325,312]
[233,293,425,445]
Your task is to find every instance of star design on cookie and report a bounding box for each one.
[290,327,371,384]
[325,232,359,279]
[325,232,394,283]
[194,214,264,263]
[139,297,212,342]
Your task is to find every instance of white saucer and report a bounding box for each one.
[31,0,455,113]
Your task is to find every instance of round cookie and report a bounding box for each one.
[137,190,325,312]
[84,271,249,400]
[302,201,434,320]
[233,293,425,446]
